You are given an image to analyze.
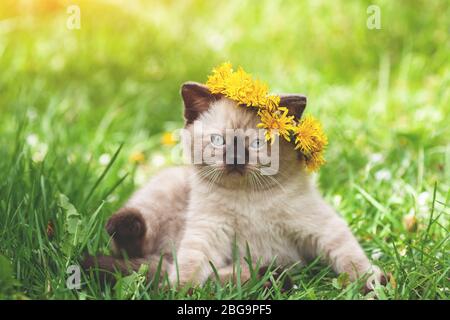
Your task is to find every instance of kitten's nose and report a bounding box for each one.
[232,156,246,171]
[225,136,248,174]
[226,161,246,174]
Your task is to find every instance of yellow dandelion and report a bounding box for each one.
[206,62,233,94]
[305,151,326,172]
[161,132,177,146]
[204,62,328,171]
[257,107,295,142]
[129,151,145,164]
[221,67,249,102]
[224,67,268,107]
[263,94,280,111]
[294,115,328,171]
[294,115,328,154]
[248,78,270,107]
[206,63,270,108]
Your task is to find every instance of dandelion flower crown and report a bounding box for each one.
[205,62,328,172]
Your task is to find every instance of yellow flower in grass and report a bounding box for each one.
[161,132,177,146]
[257,107,295,142]
[293,115,328,171]
[129,151,145,164]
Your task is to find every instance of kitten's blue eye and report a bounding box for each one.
[210,134,225,146]
[250,138,265,149]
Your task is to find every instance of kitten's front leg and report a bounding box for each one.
[169,216,231,287]
[298,201,386,291]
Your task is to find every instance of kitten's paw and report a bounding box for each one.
[363,265,389,294]
[258,266,293,293]
[80,254,120,285]
[167,265,204,291]
[106,207,146,257]
[168,271,192,290]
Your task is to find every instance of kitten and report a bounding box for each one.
[84,82,386,291]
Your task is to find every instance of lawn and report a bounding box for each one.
[0,0,448,300]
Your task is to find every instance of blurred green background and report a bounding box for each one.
[1,0,448,177]
[0,0,448,299]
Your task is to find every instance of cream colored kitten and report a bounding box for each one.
[86,82,386,292]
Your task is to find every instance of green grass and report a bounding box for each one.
[0,0,449,300]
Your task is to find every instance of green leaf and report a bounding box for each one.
[57,193,83,255]
[58,193,81,235]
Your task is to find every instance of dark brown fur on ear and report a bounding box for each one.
[279,94,307,119]
[181,82,220,125]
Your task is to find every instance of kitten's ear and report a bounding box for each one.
[181,82,217,125]
[279,94,307,119]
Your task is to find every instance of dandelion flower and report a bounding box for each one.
[205,62,328,171]
[257,107,295,142]
[161,132,177,146]
[294,115,327,154]
[263,94,280,111]
[224,67,269,107]
[206,62,233,94]
[129,151,145,164]
[304,151,326,172]
[294,115,328,171]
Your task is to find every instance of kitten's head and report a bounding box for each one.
[181,82,307,190]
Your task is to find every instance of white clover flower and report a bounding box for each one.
[99,153,111,166]
[417,191,430,206]
[26,134,39,147]
[369,153,383,164]
[151,154,166,167]
[375,169,391,181]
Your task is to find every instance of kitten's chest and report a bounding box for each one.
[229,200,301,264]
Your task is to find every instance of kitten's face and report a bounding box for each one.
[181,82,306,191]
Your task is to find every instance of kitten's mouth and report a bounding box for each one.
[225,164,246,176]
[196,164,282,191]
